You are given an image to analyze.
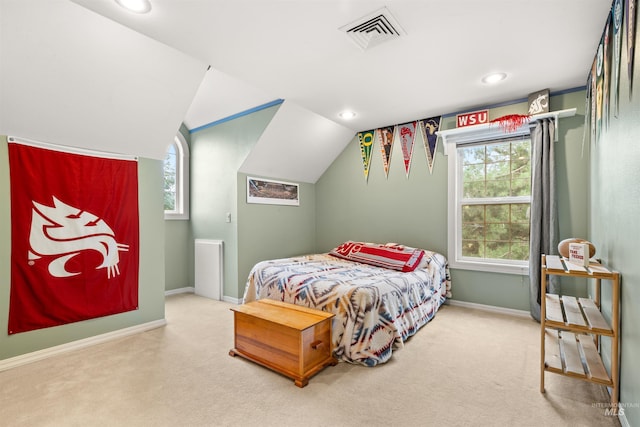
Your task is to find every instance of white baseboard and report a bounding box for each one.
[619,409,630,427]
[0,319,166,372]
[165,286,194,296]
[165,287,239,304]
[446,299,531,319]
[223,295,241,304]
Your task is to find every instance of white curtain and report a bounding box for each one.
[529,118,559,321]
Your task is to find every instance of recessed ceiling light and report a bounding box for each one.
[339,110,357,120]
[482,72,507,84]
[115,0,152,14]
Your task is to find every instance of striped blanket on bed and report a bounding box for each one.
[243,252,451,366]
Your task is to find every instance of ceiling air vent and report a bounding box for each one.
[340,7,405,51]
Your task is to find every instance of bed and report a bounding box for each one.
[243,241,451,366]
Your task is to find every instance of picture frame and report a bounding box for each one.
[246,176,299,206]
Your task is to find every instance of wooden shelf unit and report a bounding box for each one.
[539,254,620,407]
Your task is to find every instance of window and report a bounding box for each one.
[443,127,531,275]
[164,133,189,220]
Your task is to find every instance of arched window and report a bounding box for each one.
[164,132,189,220]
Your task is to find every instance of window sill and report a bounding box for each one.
[449,258,529,276]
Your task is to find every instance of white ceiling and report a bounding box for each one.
[71,0,612,132]
[1,0,613,183]
[238,100,356,183]
[0,0,206,160]
[184,69,276,132]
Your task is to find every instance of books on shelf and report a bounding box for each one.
[568,242,590,267]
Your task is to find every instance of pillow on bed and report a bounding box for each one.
[328,241,425,272]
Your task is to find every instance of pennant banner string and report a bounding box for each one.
[419,116,441,175]
[358,130,375,181]
[398,121,417,178]
[377,126,395,178]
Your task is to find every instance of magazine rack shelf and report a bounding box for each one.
[539,254,620,408]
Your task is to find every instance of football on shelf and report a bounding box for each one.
[557,238,596,259]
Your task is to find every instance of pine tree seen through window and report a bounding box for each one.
[459,137,531,264]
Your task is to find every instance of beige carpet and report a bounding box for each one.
[0,294,620,427]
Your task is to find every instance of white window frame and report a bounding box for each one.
[164,132,190,220]
[442,124,531,275]
[440,109,576,275]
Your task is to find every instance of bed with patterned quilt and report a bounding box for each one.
[242,241,451,367]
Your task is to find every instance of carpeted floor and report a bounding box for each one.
[0,293,620,426]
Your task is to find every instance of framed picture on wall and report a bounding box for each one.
[247,176,299,206]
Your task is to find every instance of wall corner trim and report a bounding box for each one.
[165,287,195,296]
[223,296,242,305]
[189,99,284,134]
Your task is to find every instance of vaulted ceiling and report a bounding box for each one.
[1,0,613,183]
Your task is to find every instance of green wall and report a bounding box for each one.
[186,90,591,309]
[237,173,317,299]
[589,26,640,424]
[316,90,590,311]
[189,105,280,299]
[0,137,165,360]
[315,123,448,254]
[165,220,192,290]
[164,124,193,292]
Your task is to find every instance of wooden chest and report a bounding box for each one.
[229,299,337,387]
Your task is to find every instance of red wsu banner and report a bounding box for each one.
[7,137,139,334]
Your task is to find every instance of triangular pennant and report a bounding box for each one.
[602,14,612,129]
[591,58,597,142]
[583,70,592,153]
[612,0,624,117]
[397,121,417,177]
[419,116,441,174]
[377,126,395,178]
[596,32,604,142]
[358,129,375,181]
[626,0,637,99]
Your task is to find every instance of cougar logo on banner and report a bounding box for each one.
[29,197,129,279]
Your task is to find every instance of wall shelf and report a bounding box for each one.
[439,108,577,155]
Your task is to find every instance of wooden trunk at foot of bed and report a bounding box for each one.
[229,299,338,387]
